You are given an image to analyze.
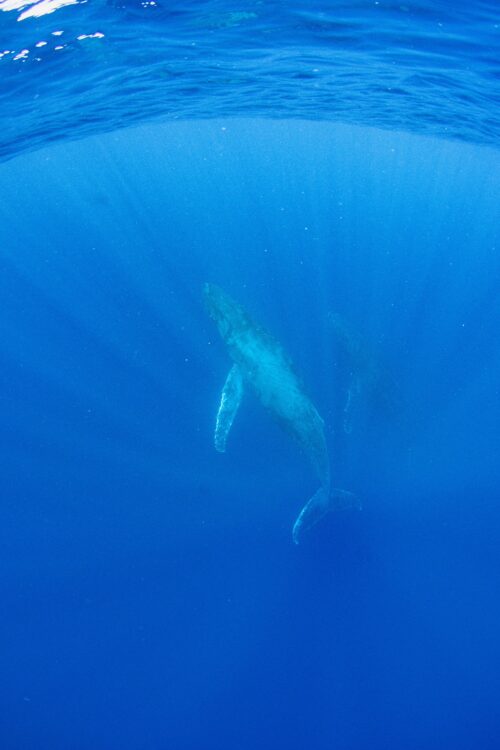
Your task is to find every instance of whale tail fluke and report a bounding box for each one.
[292,487,360,544]
[330,487,361,512]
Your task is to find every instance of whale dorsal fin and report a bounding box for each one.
[214,364,244,453]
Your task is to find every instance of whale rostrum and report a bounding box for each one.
[204,283,358,543]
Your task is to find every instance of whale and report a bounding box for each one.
[204,283,356,543]
[329,312,402,435]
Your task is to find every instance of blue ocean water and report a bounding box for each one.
[1,2,500,750]
[1,0,500,159]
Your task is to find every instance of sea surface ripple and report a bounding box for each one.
[0,0,499,160]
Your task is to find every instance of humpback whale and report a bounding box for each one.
[329,312,401,434]
[204,283,356,543]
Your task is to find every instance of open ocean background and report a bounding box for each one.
[1,2,500,749]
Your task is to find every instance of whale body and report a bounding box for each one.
[329,312,402,434]
[204,283,355,543]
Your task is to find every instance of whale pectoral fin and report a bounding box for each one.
[343,375,362,434]
[214,364,244,453]
[292,487,361,544]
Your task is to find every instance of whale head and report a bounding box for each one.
[204,283,247,342]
